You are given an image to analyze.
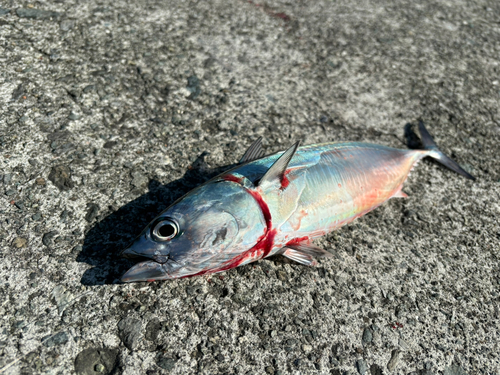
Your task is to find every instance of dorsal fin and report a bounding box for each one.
[239,137,264,164]
[258,141,300,188]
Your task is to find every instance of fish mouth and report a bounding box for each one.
[121,260,170,282]
[120,239,171,282]
[121,235,170,263]
[121,246,169,264]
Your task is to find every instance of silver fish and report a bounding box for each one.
[121,123,474,282]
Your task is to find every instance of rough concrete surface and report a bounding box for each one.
[0,0,499,374]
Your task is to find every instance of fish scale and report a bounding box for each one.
[120,123,475,282]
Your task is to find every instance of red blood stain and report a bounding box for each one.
[285,236,310,247]
[247,189,272,228]
[273,12,290,22]
[182,187,275,278]
[223,174,243,184]
[281,170,291,189]
[184,229,276,278]
[338,183,342,188]
[247,0,291,22]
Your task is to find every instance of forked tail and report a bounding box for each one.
[418,122,476,180]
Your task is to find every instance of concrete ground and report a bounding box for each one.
[0,0,499,374]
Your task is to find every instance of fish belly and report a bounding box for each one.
[277,143,425,238]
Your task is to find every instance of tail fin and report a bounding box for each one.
[418,122,475,180]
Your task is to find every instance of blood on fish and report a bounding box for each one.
[291,209,308,230]
[223,174,243,184]
[185,229,277,278]
[184,186,275,278]
[281,170,291,189]
[286,236,310,247]
[247,189,272,228]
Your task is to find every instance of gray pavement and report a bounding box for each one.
[0,0,499,374]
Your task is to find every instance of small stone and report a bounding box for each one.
[265,366,275,374]
[42,331,68,347]
[68,112,81,121]
[52,285,73,314]
[42,231,58,247]
[398,337,409,350]
[3,174,12,184]
[302,344,312,353]
[370,364,383,375]
[276,271,287,281]
[362,327,373,345]
[48,165,74,191]
[32,212,42,221]
[145,318,162,341]
[186,75,201,100]
[0,8,10,16]
[60,209,69,222]
[94,363,105,373]
[156,356,176,370]
[387,349,401,372]
[60,19,75,31]
[103,141,117,149]
[16,8,61,20]
[5,189,16,196]
[35,177,46,186]
[12,237,27,248]
[131,170,148,188]
[192,350,203,358]
[356,359,368,375]
[117,317,142,350]
[74,348,118,375]
[14,201,24,210]
[443,364,468,375]
[85,203,99,222]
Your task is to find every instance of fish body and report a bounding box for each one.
[121,124,474,282]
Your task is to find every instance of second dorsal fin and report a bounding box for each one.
[239,137,264,164]
[258,141,300,189]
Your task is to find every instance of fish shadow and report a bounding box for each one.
[77,152,236,285]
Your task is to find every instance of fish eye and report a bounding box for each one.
[152,219,178,241]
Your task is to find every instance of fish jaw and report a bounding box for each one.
[121,260,172,282]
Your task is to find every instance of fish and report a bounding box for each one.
[120,123,474,282]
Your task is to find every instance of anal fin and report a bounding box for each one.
[392,189,408,198]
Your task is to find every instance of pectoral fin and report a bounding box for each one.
[282,243,332,266]
[287,243,333,258]
[282,248,317,266]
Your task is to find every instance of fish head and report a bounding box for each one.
[120,180,266,282]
